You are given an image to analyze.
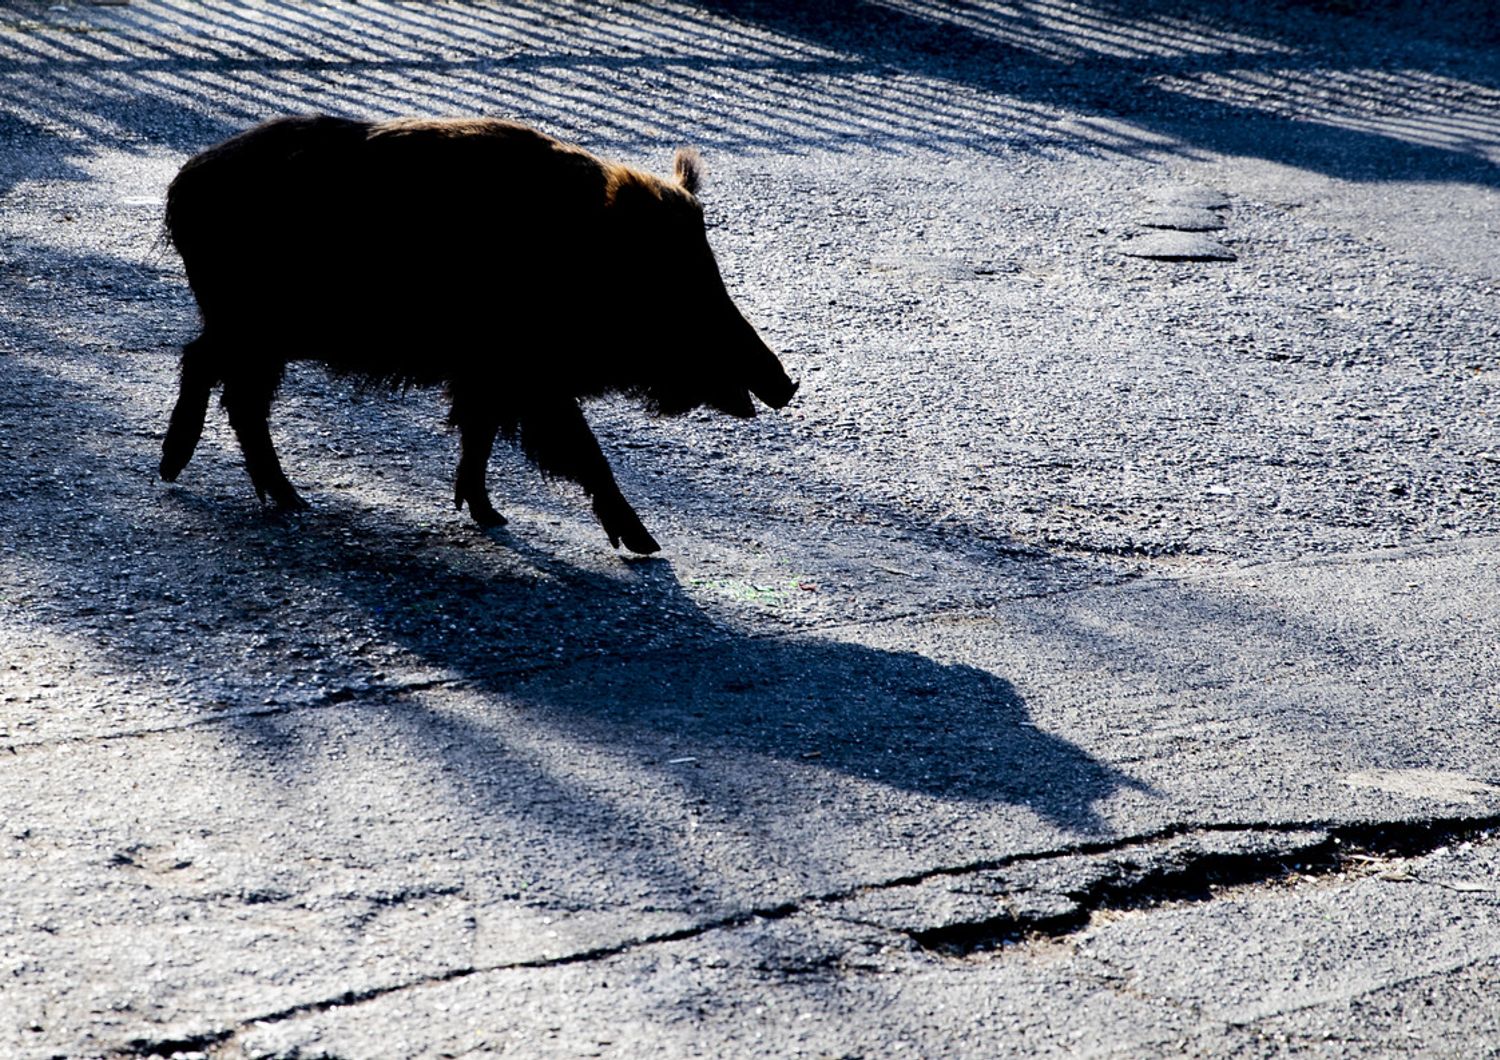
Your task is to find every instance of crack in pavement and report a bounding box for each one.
[892,818,1500,956]
[13,536,1493,1050]
[115,906,800,1059]
[110,815,1500,1056]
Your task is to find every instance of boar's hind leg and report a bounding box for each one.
[221,362,306,511]
[450,400,507,528]
[519,398,660,555]
[160,334,217,482]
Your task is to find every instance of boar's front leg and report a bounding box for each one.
[518,397,660,555]
[221,361,307,511]
[450,398,507,528]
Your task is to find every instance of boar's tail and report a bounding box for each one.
[160,334,219,482]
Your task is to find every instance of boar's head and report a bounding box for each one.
[607,149,797,419]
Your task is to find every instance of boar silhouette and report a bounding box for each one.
[159,115,797,554]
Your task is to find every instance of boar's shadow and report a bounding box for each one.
[282,514,1151,836]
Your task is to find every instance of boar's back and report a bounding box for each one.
[167,116,618,388]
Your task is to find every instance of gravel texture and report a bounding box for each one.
[1,0,1497,1056]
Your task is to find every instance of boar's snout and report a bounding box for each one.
[735,316,797,411]
[751,356,798,410]
[699,303,797,418]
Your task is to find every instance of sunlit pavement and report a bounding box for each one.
[2,2,1498,1055]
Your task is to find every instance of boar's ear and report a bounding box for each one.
[674,147,704,196]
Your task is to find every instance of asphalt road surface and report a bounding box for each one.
[2,1,1498,1056]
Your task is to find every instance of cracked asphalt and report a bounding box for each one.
[2,0,1498,1056]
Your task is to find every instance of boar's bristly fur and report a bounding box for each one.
[159,114,797,554]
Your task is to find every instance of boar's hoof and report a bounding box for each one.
[607,528,661,555]
[469,504,508,529]
[260,485,309,512]
[595,497,661,555]
[455,488,507,528]
[159,451,188,483]
[616,525,662,556]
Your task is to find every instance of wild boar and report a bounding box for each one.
[159,114,797,554]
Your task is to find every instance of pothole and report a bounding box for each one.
[827,818,1500,958]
